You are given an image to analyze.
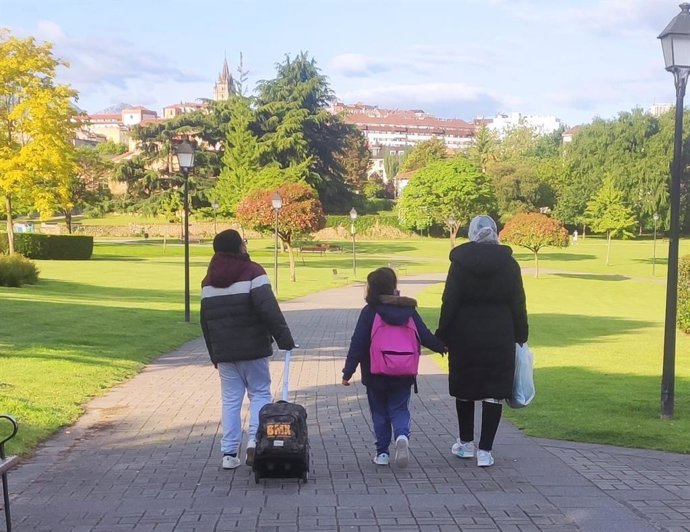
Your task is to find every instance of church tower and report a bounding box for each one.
[213,57,234,101]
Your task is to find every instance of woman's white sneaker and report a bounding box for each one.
[477,449,494,467]
[373,452,390,465]
[394,435,409,468]
[451,439,475,458]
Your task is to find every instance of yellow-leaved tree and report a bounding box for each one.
[0,29,77,253]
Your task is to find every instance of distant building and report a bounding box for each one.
[335,102,475,151]
[485,112,562,137]
[213,57,234,101]
[562,125,583,144]
[163,102,205,119]
[121,106,158,126]
[648,103,673,117]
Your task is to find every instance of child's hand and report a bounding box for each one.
[341,378,351,386]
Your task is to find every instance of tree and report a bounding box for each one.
[400,137,448,172]
[383,150,403,185]
[256,52,354,212]
[336,129,370,193]
[59,147,113,232]
[500,212,569,277]
[0,30,77,253]
[468,123,496,173]
[235,183,325,281]
[584,176,636,265]
[214,95,261,214]
[397,157,496,247]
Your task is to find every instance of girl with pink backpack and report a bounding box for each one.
[342,267,446,467]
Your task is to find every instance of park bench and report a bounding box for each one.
[388,262,409,276]
[1,415,19,532]
[299,244,327,255]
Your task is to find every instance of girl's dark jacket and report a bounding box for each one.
[200,252,295,364]
[436,242,528,400]
[343,295,446,389]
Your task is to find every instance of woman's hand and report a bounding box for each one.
[341,378,351,386]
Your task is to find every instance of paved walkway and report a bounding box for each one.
[6,276,690,532]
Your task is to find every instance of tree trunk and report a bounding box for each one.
[65,211,72,234]
[582,224,586,239]
[606,231,611,265]
[286,243,296,282]
[5,195,15,254]
[534,251,539,278]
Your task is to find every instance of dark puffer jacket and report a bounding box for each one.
[436,242,528,400]
[343,295,446,389]
[200,252,295,364]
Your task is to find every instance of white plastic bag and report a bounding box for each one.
[507,342,535,409]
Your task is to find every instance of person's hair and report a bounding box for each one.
[365,267,397,305]
[213,229,243,253]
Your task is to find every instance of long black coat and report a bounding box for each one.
[436,242,528,400]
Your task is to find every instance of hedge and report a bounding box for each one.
[0,233,93,260]
[679,255,690,334]
[325,214,402,233]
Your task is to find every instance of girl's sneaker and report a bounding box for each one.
[477,449,494,467]
[373,452,390,465]
[451,439,475,458]
[394,435,409,468]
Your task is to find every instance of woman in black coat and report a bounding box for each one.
[436,215,528,467]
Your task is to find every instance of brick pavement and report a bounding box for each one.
[5,275,690,531]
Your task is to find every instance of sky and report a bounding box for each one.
[0,0,683,127]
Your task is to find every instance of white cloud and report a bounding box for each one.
[32,20,205,90]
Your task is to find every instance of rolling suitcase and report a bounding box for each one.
[253,350,310,483]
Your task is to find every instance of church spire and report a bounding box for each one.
[221,55,231,82]
[213,54,234,101]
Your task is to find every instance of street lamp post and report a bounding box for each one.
[211,202,219,235]
[653,212,660,276]
[448,216,457,248]
[658,3,690,419]
[350,207,358,276]
[175,140,195,323]
[271,192,283,294]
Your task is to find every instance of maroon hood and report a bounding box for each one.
[201,252,253,288]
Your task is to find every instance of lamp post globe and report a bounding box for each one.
[350,208,358,276]
[658,3,690,419]
[272,192,283,294]
[175,140,196,323]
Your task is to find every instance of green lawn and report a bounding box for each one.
[0,237,448,455]
[418,236,690,454]
[2,235,690,455]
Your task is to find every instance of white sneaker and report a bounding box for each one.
[373,452,390,465]
[477,449,494,467]
[451,439,475,458]
[245,439,256,466]
[394,435,409,468]
[222,455,241,469]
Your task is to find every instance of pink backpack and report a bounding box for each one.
[369,313,421,377]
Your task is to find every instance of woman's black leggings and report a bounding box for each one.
[456,399,502,451]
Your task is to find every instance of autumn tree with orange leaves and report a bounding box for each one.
[500,212,569,277]
[236,183,325,282]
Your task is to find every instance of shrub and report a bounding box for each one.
[325,214,402,233]
[0,254,39,287]
[679,255,690,334]
[12,233,94,260]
